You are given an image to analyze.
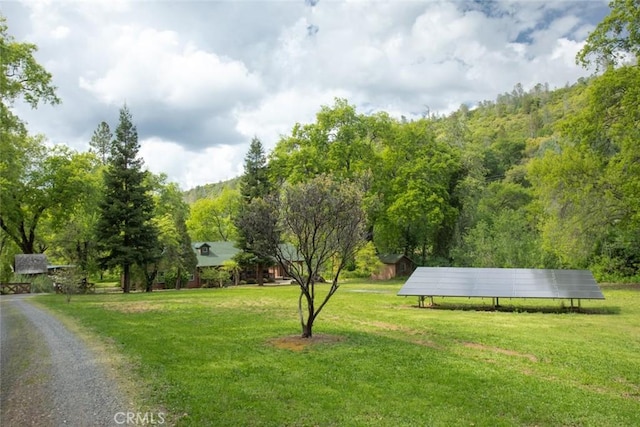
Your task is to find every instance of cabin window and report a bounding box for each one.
[201,246,209,255]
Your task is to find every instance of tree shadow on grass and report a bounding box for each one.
[415,302,620,315]
[267,334,346,352]
[600,283,640,291]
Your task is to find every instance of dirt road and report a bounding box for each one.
[1,295,131,426]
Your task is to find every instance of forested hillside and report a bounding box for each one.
[188,63,639,281]
[182,177,240,204]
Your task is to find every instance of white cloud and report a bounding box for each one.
[140,138,244,190]
[79,26,263,110]
[50,25,70,39]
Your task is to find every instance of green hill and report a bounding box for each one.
[182,177,240,204]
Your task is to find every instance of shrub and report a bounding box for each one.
[29,275,54,293]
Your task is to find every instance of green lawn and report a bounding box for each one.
[34,281,640,426]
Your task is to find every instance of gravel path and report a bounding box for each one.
[1,296,131,426]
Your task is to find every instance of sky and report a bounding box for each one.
[3,0,610,190]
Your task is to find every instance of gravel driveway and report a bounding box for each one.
[1,295,132,426]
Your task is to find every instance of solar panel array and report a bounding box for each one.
[398,267,605,300]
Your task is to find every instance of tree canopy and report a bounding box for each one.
[0,14,59,135]
[577,0,640,70]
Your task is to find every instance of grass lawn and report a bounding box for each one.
[34,280,640,426]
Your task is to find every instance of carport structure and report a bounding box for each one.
[398,267,605,308]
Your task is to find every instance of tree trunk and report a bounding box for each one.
[144,267,157,292]
[301,295,314,338]
[76,241,89,272]
[298,290,305,332]
[302,320,313,338]
[256,263,264,286]
[18,228,36,254]
[123,263,131,293]
[175,266,181,290]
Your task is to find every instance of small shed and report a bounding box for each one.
[372,254,415,280]
[14,254,48,275]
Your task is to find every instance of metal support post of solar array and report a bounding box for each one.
[398,268,605,308]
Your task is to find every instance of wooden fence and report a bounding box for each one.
[0,283,31,294]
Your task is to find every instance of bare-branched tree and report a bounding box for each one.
[237,175,367,337]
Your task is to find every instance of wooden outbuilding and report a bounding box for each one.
[371,254,416,280]
[14,254,48,275]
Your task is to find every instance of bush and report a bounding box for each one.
[591,255,640,283]
[423,256,452,267]
[341,269,371,279]
[9,274,55,294]
[354,242,384,277]
[27,274,54,293]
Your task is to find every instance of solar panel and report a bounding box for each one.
[398,267,605,300]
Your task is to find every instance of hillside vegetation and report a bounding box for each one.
[182,177,240,204]
[189,65,640,282]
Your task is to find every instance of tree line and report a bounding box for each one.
[2,0,639,289]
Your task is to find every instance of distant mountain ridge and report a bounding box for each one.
[182,176,240,204]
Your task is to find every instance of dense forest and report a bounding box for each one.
[1,1,639,286]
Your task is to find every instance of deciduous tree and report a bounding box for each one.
[237,176,367,338]
[269,98,376,184]
[0,141,96,254]
[187,188,240,242]
[0,14,60,135]
[151,175,197,290]
[529,66,640,275]
[577,0,640,70]
[46,151,103,276]
[0,14,69,256]
[354,241,384,278]
[373,120,460,263]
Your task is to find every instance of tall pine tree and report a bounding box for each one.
[95,106,159,293]
[89,121,113,164]
[240,137,271,202]
[235,136,273,285]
